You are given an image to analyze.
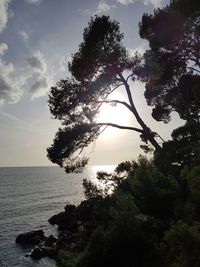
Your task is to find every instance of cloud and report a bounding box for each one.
[25,0,41,4]
[0,55,23,104]
[25,50,52,99]
[0,47,52,104]
[82,8,91,16]
[115,0,163,7]
[95,0,116,14]
[144,0,163,7]
[59,55,71,73]
[116,0,136,5]
[0,43,8,55]
[0,0,11,33]
[0,110,27,126]
[19,31,29,42]
[27,50,45,71]
[0,110,47,135]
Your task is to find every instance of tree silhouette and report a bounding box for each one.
[139,0,200,123]
[139,0,200,169]
[47,16,162,172]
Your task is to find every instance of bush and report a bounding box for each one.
[163,220,200,267]
[128,157,180,219]
[57,158,200,267]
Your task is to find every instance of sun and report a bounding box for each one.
[96,102,132,128]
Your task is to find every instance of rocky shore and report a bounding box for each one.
[16,197,103,260]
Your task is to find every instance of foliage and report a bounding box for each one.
[75,193,161,267]
[139,0,200,123]
[181,166,200,220]
[139,0,200,176]
[56,251,82,267]
[83,160,136,199]
[154,120,200,174]
[76,158,179,266]
[57,155,200,267]
[114,160,138,174]
[128,157,180,219]
[163,220,200,267]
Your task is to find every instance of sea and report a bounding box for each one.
[0,165,115,267]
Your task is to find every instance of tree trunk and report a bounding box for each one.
[119,73,162,151]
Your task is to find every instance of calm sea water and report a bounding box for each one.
[0,165,115,267]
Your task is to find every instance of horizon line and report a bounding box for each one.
[0,164,117,168]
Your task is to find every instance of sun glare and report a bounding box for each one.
[97,100,131,124]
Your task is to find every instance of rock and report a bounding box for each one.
[64,204,76,214]
[76,198,98,222]
[30,247,44,259]
[48,211,65,225]
[41,245,58,258]
[44,235,57,246]
[24,234,58,260]
[16,230,45,246]
[57,231,73,249]
[45,198,104,257]
[49,211,77,231]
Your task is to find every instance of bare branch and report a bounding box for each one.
[95,99,132,112]
[107,83,124,95]
[94,83,124,114]
[118,73,148,129]
[94,122,143,133]
[74,147,85,160]
[74,125,102,161]
[154,132,165,143]
[126,72,135,82]
[186,66,200,74]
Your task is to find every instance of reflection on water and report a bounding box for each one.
[90,165,116,175]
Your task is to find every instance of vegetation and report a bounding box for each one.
[56,160,200,267]
[46,0,200,266]
[139,0,200,171]
[47,15,163,173]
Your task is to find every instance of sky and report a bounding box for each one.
[0,0,183,167]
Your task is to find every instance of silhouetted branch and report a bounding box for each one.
[186,66,200,74]
[94,83,124,114]
[94,122,143,133]
[126,72,135,82]
[95,99,132,112]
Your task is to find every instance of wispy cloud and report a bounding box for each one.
[95,0,116,14]
[115,0,163,7]
[82,8,91,16]
[18,30,29,42]
[116,0,137,5]
[0,0,11,33]
[25,0,42,5]
[0,110,27,126]
[144,0,163,7]
[59,54,71,73]
[0,110,48,135]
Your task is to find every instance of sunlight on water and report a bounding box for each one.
[88,165,117,195]
[90,165,116,174]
